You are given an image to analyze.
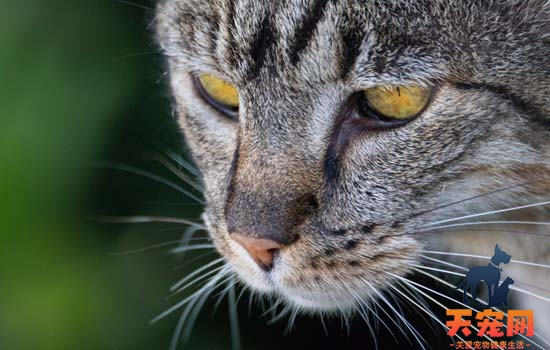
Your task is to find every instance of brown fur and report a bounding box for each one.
[155,0,550,343]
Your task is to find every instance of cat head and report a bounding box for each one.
[156,0,550,312]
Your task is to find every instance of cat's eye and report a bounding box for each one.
[360,85,433,122]
[194,74,239,118]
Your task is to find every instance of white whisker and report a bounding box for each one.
[388,282,469,346]
[228,277,242,350]
[390,274,502,349]
[211,278,239,313]
[153,265,229,323]
[421,255,550,293]
[183,274,233,341]
[153,154,202,191]
[180,224,208,244]
[170,257,225,291]
[170,243,215,254]
[351,288,399,344]
[110,240,182,255]
[418,221,550,233]
[91,161,204,204]
[92,215,205,227]
[424,200,550,226]
[413,264,550,303]
[161,147,201,177]
[363,280,427,350]
[421,250,550,269]
[349,292,380,350]
[171,264,227,296]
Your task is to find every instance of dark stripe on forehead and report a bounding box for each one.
[340,16,367,79]
[289,0,333,65]
[246,15,275,79]
[225,0,239,67]
[209,9,221,58]
[176,12,195,52]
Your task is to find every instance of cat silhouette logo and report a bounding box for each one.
[455,244,513,307]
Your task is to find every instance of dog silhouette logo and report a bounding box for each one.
[455,244,513,307]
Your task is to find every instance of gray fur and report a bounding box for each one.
[156,0,550,342]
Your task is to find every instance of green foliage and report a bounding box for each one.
[0,2,206,349]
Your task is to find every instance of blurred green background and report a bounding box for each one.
[0,1,213,349]
[0,2,448,349]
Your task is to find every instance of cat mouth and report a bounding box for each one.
[276,286,365,312]
[228,243,372,312]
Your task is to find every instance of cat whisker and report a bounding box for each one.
[90,161,204,204]
[168,272,233,350]
[389,274,501,348]
[115,0,153,11]
[418,221,550,233]
[176,225,210,258]
[421,255,550,294]
[153,264,230,323]
[160,147,201,177]
[173,250,217,269]
[389,279,441,337]
[152,153,202,191]
[111,51,158,63]
[412,228,550,238]
[91,214,205,227]
[109,240,184,255]
[363,280,427,350]
[285,307,300,334]
[349,291,380,350]
[170,261,226,295]
[421,250,550,269]
[235,284,249,307]
[259,296,284,319]
[182,274,234,342]
[228,278,242,350]
[423,200,550,227]
[327,294,350,333]
[412,178,550,219]
[211,277,240,314]
[170,257,225,291]
[387,281,468,346]
[413,264,550,303]
[267,302,292,325]
[170,243,215,254]
[156,70,169,85]
[350,288,400,344]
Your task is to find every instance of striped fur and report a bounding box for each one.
[156,0,550,345]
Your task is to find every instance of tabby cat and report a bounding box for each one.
[154,0,550,348]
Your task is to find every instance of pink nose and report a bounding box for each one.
[231,234,284,270]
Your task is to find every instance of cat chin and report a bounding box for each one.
[233,266,370,314]
[279,289,359,314]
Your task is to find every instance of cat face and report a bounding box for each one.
[156,0,550,312]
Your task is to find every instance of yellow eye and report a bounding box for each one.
[196,74,239,109]
[364,85,432,120]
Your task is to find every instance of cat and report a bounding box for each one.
[479,277,515,308]
[154,0,550,348]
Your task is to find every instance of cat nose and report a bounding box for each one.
[231,233,284,271]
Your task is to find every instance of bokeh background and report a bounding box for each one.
[0,1,205,348]
[0,1,449,349]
